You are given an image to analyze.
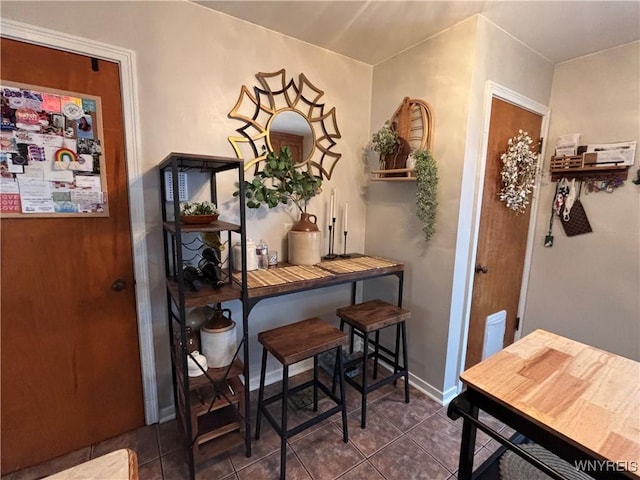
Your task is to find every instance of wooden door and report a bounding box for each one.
[1,39,144,473]
[465,98,543,368]
[270,131,304,163]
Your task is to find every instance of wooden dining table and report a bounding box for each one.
[448,329,640,480]
[44,449,138,479]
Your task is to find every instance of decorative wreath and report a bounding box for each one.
[499,130,538,214]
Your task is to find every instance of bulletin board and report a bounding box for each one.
[0,80,108,218]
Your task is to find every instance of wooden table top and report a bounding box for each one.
[233,254,404,299]
[461,329,640,469]
[45,449,138,479]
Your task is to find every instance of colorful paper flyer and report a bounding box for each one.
[41,93,62,113]
[82,98,97,112]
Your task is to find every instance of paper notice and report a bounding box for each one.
[586,141,636,166]
[556,133,581,156]
[74,175,101,190]
[17,176,55,213]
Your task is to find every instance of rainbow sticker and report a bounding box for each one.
[53,148,77,170]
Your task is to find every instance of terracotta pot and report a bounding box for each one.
[288,212,321,265]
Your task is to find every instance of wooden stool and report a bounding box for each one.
[255,317,349,480]
[335,299,411,428]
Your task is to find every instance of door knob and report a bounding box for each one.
[112,279,126,291]
[475,265,489,274]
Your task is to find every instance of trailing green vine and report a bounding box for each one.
[413,149,438,241]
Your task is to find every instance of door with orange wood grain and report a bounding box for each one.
[465,98,543,369]
[0,39,144,474]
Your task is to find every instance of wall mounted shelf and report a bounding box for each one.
[370,168,416,181]
[550,155,630,181]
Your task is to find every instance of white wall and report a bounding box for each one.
[525,42,640,361]
[443,16,554,395]
[1,1,373,417]
[367,15,554,401]
[366,18,478,399]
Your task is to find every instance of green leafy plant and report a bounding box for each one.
[234,146,322,213]
[179,201,219,216]
[371,121,400,157]
[413,149,438,241]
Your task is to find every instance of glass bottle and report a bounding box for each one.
[185,326,200,354]
[256,239,269,269]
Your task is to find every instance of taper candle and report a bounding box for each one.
[330,189,335,219]
[343,202,348,231]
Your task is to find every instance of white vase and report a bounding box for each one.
[287,212,321,265]
[288,231,321,265]
[406,154,416,177]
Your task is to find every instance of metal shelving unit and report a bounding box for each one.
[159,153,250,480]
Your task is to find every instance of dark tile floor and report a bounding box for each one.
[2,369,513,480]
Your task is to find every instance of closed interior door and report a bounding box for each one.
[465,97,543,368]
[1,38,144,473]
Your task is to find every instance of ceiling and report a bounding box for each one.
[194,1,640,65]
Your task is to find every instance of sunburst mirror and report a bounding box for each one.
[228,70,341,179]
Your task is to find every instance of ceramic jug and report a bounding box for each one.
[201,307,237,368]
[291,213,320,232]
[288,212,321,265]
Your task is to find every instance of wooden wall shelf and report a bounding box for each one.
[370,168,416,181]
[549,155,630,181]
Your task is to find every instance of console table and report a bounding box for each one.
[448,329,640,480]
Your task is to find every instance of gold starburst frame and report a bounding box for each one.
[228,70,341,179]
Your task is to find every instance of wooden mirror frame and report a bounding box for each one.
[228,69,341,179]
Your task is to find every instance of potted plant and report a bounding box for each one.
[371,121,400,166]
[234,146,323,264]
[413,149,438,241]
[239,146,322,213]
[371,121,410,175]
[179,200,220,224]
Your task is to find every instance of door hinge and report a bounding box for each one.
[515,316,521,330]
[537,138,544,154]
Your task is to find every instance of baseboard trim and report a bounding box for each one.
[159,355,453,424]
[248,358,314,392]
[158,406,176,424]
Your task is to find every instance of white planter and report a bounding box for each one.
[288,231,321,265]
[187,351,208,377]
[201,321,237,368]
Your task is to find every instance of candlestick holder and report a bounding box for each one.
[338,231,351,258]
[323,218,338,260]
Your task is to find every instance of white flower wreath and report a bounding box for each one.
[499,129,538,214]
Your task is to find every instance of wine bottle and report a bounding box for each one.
[183,266,204,291]
[201,263,224,289]
[201,247,220,264]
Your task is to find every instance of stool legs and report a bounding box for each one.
[255,347,268,441]
[401,321,410,404]
[393,323,401,387]
[373,330,380,380]
[338,319,410,428]
[361,332,369,428]
[280,365,289,480]
[313,355,319,412]
[256,345,348,479]
[337,346,348,443]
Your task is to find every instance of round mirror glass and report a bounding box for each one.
[268,110,314,164]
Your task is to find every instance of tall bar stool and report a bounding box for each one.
[255,317,349,480]
[335,299,411,428]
